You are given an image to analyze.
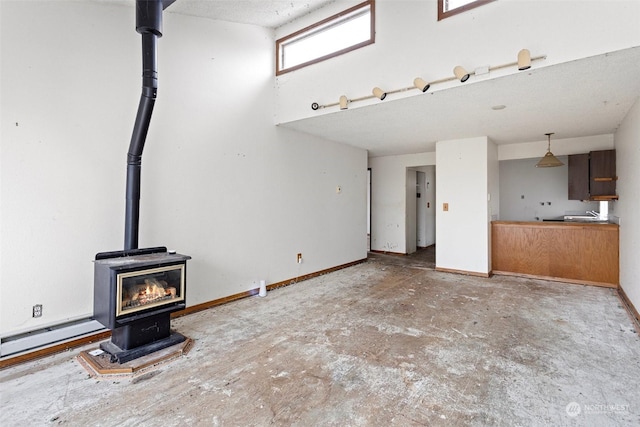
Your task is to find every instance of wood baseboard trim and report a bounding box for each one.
[618,286,640,333]
[0,259,366,370]
[263,258,367,291]
[435,267,490,278]
[176,290,258,318]
[177,258,366,317]
[492,270,618,289]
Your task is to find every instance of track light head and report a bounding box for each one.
[372,87,387,100]
[413,77,430,92]
[339,95,348,110]
[453,66,470,82]
[518,49,531,70]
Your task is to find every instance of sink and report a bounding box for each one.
[563,215,607,222]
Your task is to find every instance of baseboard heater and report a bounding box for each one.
[0,319,105,358]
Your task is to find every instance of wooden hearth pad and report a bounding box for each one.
[76,337,193,380]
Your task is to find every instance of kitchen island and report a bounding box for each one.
[491,221,619,287]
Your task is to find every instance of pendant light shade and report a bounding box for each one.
[536,133,564,168]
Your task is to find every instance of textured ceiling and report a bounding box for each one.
[167,0,336,28]
[102,0,335,28]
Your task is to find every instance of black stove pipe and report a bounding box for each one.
[124,0,163,251]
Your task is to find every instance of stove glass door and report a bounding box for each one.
[116,264,185,317]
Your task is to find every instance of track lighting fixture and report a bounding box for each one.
[453,66,470,82]
[536,133,564,168]
[310,50,547,110]
[518,49,531,70]
[413,77,430,92]
[372,87,387,100]
[339,95,348,110]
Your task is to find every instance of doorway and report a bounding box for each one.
[406,166,436,257]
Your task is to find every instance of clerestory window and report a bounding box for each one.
[276,0,375,76]
[438,0,495,21]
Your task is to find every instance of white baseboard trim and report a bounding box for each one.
[1,319,105,358]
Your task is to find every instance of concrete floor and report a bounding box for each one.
[2,253,639,426]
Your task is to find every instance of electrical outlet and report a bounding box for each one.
[33,304,43,318]
[297,253,303,264]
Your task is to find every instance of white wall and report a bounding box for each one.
[275,0,640,124]
[499,157,600,221]
[0,1,367,338]
[368,152,435,253]
[1,0,139,336]
[497,134,615,221]
[436,137,493,275]
[615,97,640,313]
[498,134,615,161]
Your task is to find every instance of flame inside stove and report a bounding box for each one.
[145,282,165,301]
[123,278,177,310]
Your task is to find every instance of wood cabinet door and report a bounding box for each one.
[590,149,616,197]
[568,153,589,200]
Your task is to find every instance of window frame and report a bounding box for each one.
[276,0,375,76]
[438,0,495,21]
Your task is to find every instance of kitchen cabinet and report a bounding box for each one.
[491,221,619,287]
[590,149,617,199]
[568,153,589,200]
[568,149,617,200]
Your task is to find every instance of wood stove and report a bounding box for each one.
[91,1,188,364]
[93,247,190,363]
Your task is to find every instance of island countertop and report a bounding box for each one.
[491,221,619,287]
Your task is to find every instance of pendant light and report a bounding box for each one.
[536,133,564,168]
